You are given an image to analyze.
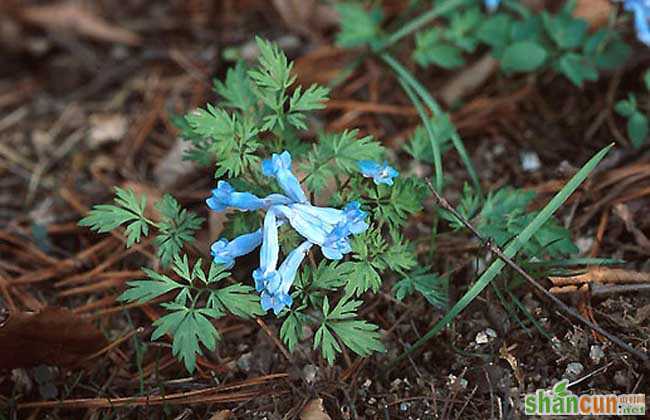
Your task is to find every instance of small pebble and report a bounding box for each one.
[590,345,605,364]
[614,370,629,388]
[447,374,468,389]
[575,237,594,255]
[302,364,318,384]
[564,362,584,379]
[521,151,541,172]
[475,328,497,344]
[236,352,253,372]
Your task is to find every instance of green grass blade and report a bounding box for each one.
[389,144,613,368]
[380,52,480,192]
[398,77,444,191]
[527,257,625,267]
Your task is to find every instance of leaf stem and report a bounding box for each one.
[381,52,480,193]
[398,77,444,191]
[380,0,469,50]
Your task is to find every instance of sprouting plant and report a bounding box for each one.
[439,185,578,259]
[336,0,631,88]
[79,38,441,372]
[476,1,631,86]
[615,68,650,148]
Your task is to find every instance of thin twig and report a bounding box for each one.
[255,318,292,362]
[425,179,649,363]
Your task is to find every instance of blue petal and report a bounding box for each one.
[210,240,235,268]
[274,205,329,245]
[343,201,369,234]
[357,160,380,177]
[262,151,308,203]
[263,193,292,207]
[260,292,274,312]
[262,151,292,176]
[260,291,293,315]
[277,240,313,294]
[210,229,263,268]
[631,2,650,45]
[321,242,348,260]
[292,203,345,227]
[254,268,281,293]
[484,0,500,12]
[321,226,353,260]
[206,180,266,212]
[259,210,280,272]
[358,160,399,186]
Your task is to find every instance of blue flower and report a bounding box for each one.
[260,292,293,315]
[357,160,399,186]
[206,150,372,317]
[211,229,263,268]
[321,224,353,260]
[273,204,330,246]
[343,201,369,234]
[262,151,308,203]
[484,0,500,12]
[625,0,650,46]
[260,240,313,314]
[206,181,291,212]
[272,202,368,260]
[253,210,281,293]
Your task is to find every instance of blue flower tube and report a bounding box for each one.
[262,151,308,203]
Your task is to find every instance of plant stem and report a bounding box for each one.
[381,52,480,193]
[381,0,468,50]
[398,77,444,192]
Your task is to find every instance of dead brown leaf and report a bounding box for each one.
[0,307,108,369]
[272,0,339,35]
[300,398,332,420]
[272,0,315,33]
[89,113,128,150]
[19,2,141,46]
[208,410,232,420]
[574,0,612,29]
[153,138,196,190]
[613,203,650,249]
[441,54,498,106]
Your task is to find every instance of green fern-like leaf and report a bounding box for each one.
[280,311,306,352]
[301,130,384,192]
[213,60,257,112]
[314,296,385,365]
[335,2,384,48]
[79,187,150,247]
[119,268,184,304]
[154,194,203,267]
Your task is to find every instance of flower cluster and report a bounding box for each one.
[207,151,398,315]
[625,0,650,46]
